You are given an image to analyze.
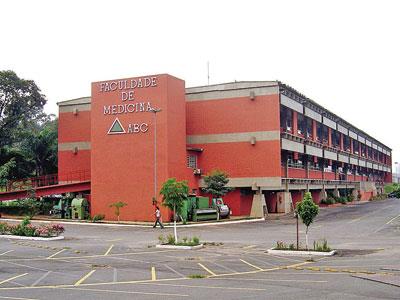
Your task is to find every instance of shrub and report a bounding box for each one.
[321,197,336,205]
[336,197,347,204]
[192,236,200,245]
[275,240,287,250]
[313,239,331,252]
[370,193,388,201]
[158,234,166,244]
[166,234,175,244]
[21,216,31,227]
[50,224,65,236]
[160,234,201,246]
[347,194,355,202]
[0,222,10,234]
[91,214,105,223]
[0,219,64,237]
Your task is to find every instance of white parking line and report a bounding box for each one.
[47,249,66,259]
[0,296,39,300]
[164,264,186,278]
[240,259,263,271]
[0,250,14,256]
[104,245,114,256]
[60,286,189,297]
[74,270,96,286]
[113,268,117,282]
[386,214,400,225]
[373,213,400,233]
[198,263,217,276]
[0,274,28,285]
[31,271,52,287]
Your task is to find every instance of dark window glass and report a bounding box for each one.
[280,105,293,132]
[305,117,313,139]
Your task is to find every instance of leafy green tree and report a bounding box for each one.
[296,192,319,250]
[160,178,189,243]
[384,183,400,194]
[0,147,33,182]
[0,158,16,190]
[0,70,47,147]
[202,169,234,199]
[21,118,58,176]
[109,201,127,222]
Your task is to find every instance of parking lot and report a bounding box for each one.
[0,198,400,299]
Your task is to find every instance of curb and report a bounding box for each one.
[0,235,65,241]
[156,244,204,250]
[267,248,336,256]
[0,218,265,228]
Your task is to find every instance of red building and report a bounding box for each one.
[58,74,392,221]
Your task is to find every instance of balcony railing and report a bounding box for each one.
[1,170,90,192]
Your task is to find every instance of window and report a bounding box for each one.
[344,135,351,151]
[305,117,313,139]
[297,113,305,136]
[322,125,329,144]
[280,105,293,132]
[333,130,341,148]
[316,122,322,141]
[186,154,197,168]
[353,140,360,155]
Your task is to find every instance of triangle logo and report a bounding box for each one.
[108,118,126,135]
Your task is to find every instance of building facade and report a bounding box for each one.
[58,74,392,221]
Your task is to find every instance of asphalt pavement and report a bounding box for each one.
[0,198,399,299]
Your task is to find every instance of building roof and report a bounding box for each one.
[57,96,91,106]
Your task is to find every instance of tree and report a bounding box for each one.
[21,118,58,176]
[0,158,16,190]
[0,70,47,147]
[202,169,234,199]
[296,192,319,250]
[159,178,189,243]
[109,201,127,222]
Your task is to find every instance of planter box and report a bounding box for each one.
[156,244,204,250]
[0,234,64,241]
[267,248,336,256]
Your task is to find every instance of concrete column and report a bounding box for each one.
[319,189,327,201]
[333,188,340,198]
[312,120,317,141]
[277,192,293,213]
[340,133,344,151]
[293,111,298,135]
[352,189,358,200]
[328,128,332,146]
[250,188,267,218]
[350,138,354,154]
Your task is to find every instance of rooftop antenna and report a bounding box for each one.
[207,61,210,85]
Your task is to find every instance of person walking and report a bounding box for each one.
[153,206,164,229]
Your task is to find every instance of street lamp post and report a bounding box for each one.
[149,107,162,205]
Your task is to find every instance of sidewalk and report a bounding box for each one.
[0,214,265,228]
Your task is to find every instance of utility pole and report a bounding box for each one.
[207,61,210,85]
[149,107,162,204]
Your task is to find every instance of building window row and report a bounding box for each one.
[279,105,391,166]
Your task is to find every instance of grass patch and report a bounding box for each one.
[188,274,206,279]
[274,239,332,252]
[158,234,201,246]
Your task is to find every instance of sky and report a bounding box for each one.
[1,0,399,170]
